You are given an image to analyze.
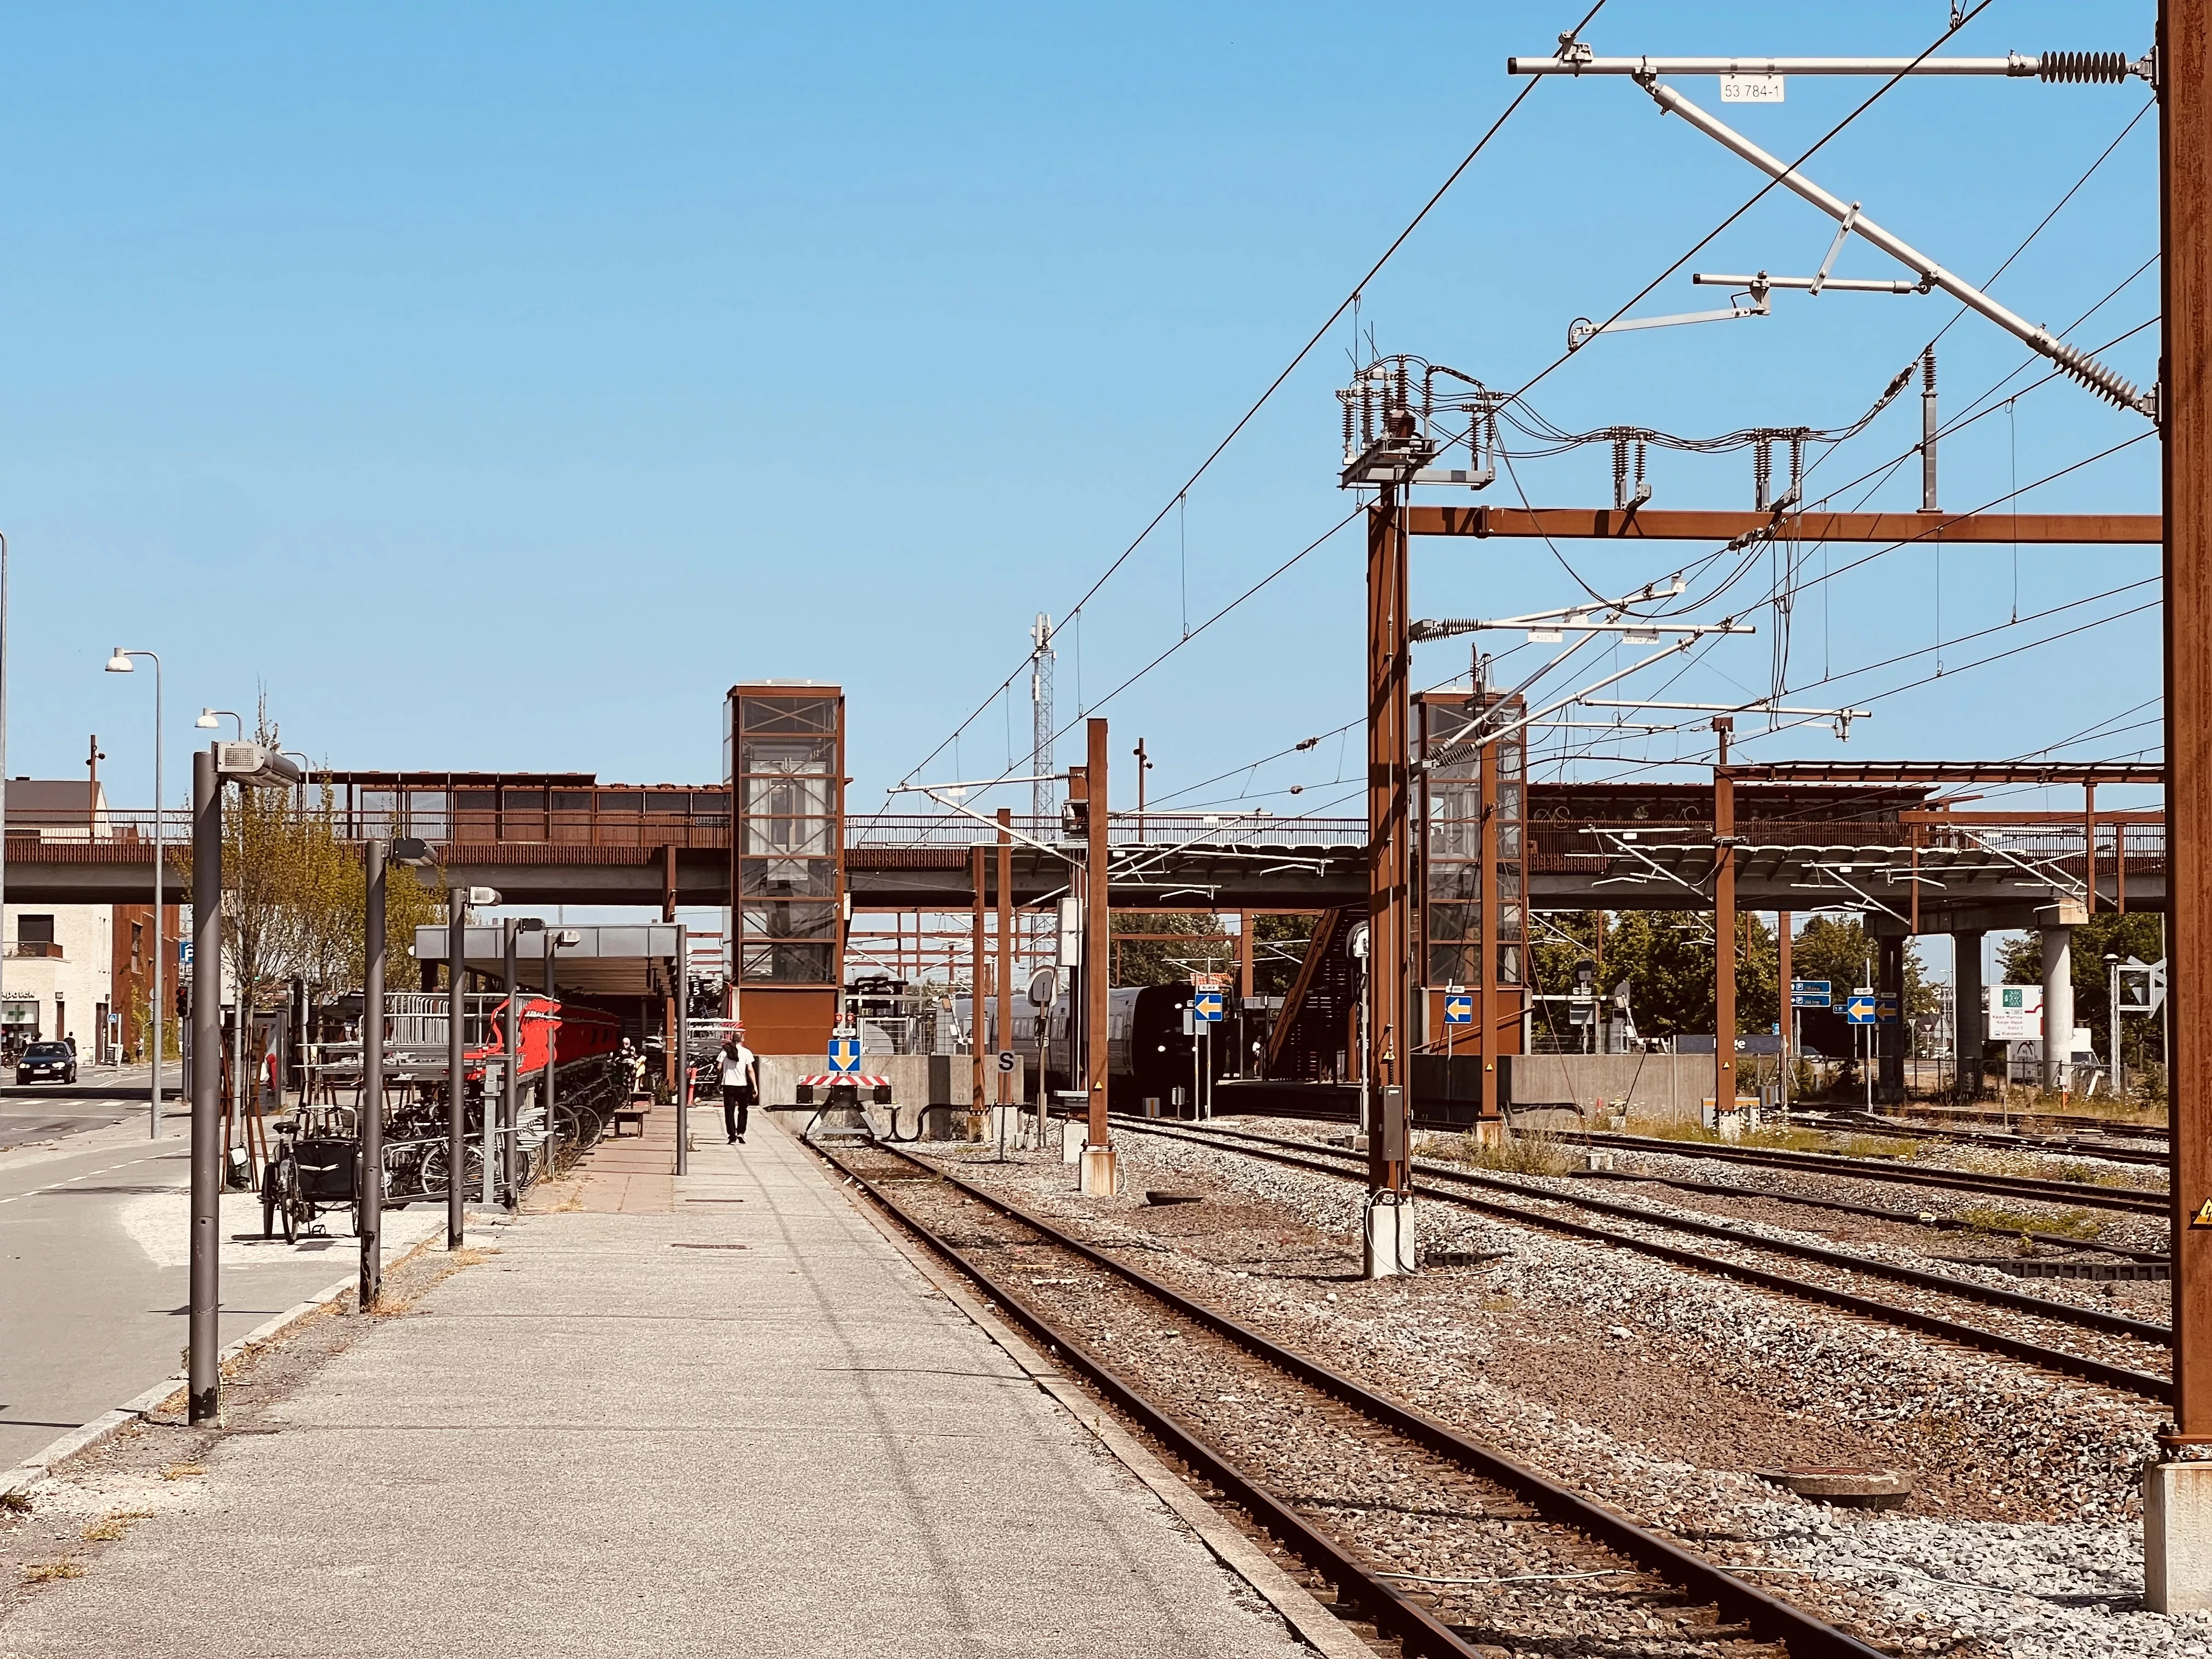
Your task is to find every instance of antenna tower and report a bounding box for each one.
[1030,614,1056,823]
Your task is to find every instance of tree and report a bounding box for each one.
[1994,911,2166,1070]
[1249,913,1319,998]
[1111,912,1232,986]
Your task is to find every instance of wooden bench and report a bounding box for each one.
[610,1094,654,1137]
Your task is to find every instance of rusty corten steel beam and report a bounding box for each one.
[1367,488,1413,1197]
[1713,722,1737,1120]
[1409,504,2161,543]
[2166,0,2212,1449]
[1086,719,1111,1155]
[1725,761,2164,785]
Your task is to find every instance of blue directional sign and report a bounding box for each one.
[179,940,194,968]
[1790,978,1830,1009]
[827,1035,861,1075]
[1844,994,1878,1025]
[1191,990,1224,1024]
[1443,993,1474,1026]
[1876,992,1900,1026]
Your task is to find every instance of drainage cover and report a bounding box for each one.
[1756,1466,1912,1509]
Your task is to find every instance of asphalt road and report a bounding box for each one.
[0,1115,444,1468]
[0,1062,176,1151]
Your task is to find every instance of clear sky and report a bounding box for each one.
[8,0,2159,843]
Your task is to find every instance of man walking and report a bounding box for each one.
[719,1030,758,1144]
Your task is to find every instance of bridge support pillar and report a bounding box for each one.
[1952,930,1984,1101]
[2148,1462,2212,1611]
[2041,922,2075,1095]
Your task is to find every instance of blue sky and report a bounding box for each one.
[7,0,2160,841]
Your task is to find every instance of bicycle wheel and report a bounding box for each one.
[261,1167,279,1239]
[276,1161,300,1245]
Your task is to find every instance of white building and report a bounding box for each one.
[3,780,118,1059]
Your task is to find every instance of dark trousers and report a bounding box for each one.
[723,1086,751,1141]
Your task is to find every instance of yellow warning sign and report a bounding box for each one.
[2192,1197,2212,1229]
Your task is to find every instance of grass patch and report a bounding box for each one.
[1458,1131,1573,1176]
[21,1558,84,1583]
[1959,1205,2106,1242]
[157,1464,202,1482]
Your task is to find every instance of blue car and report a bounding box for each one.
[15,1041,76,1085]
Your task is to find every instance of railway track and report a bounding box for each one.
[1107,1116,2172,1401]
[1572,1130,2168,1216]
[1797,1110,2170,1170]
[816,1136,1887,1659]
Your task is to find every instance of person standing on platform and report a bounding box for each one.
[719,1031,758,1144]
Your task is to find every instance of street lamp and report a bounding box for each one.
[186,738,302,1424]
[195,708,242,737]
[105,648,164,1137]
[447,883,500,1249]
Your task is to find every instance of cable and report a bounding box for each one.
[891,0,1613,796]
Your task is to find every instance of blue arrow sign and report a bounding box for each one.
[1876,992,1900,1026]
[1443,994,1474,1025]
[827,1036,861,1075]
[1191,990,1224,1023]
[1790,978,1830,1009]
[1844,996,1877,1025]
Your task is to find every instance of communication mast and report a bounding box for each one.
[1029,613,1055,823]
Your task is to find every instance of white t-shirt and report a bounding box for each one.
[719,1045,757,1087]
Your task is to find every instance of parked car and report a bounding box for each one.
[15,1041,76,1085]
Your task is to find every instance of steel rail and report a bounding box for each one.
[1575,1130,2168,1214]
[1107,1118,2171,1401]
[821,1139,1890,1659]
[1798,1110,2170,1168]
[1128,1119,2168,1342]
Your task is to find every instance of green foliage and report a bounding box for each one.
[1110,911,1232,988]
[1249,913,1319,998]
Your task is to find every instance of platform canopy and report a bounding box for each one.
[413,922,685,997]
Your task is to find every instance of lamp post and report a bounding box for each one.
[196,709,244,1156]
[447,884,500,1248]
[502,918,544,1211]
[0,537,10,1064]
[105,649,163,1136]
[188,738,301,1424]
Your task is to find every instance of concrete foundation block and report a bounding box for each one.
[1060,1122,1085,1164]
[1079,1145,1120,1198]
[1363,1197,1417,1279]
[2146,1462,2212,1611]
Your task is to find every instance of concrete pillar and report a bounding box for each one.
[1877,934,1906,1104]
[1952,930,1984,1101]
[2147,1462,2212,1611]
[1362,1194,1417,1277]
[2042,923,2075,1093]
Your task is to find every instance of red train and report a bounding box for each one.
[472,997,622,1078]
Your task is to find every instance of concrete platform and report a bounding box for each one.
[0,1113,1324,1657]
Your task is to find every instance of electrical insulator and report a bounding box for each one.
[1753,440,1773,512]
[2038,50,2128,83]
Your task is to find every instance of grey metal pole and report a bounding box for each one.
[0,537,9,1065]
[674,924,689,1176]
[503,921,519,1211]
[151,654,164,1137]
[359,840,385,1309]
[188,747,221,1422]
[447,890,466,1249]
[543,937,560,1178]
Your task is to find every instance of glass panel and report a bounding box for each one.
[741,901,837,942]
[1497,867,1522,901]
[1427,782,1480,821]
[740,857,836,898]
[1498,782,1523,822]
[1426,901,1479,943]
[358,789,399,838]
[1427,942,1480,984]
[598,792,643,814]
[1429,821,1478,860]
[1497,944,1523,985]
[1498,904,1524,940]
[741,774,834,819]
[743,816,833,857]
[741,942,834,983]
[742,737,834,777]
[738,696,836,736]
[1499,823,1522,859]
[502,790,545,810]
[407,791,448,839]
[1426,864,1479,904]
